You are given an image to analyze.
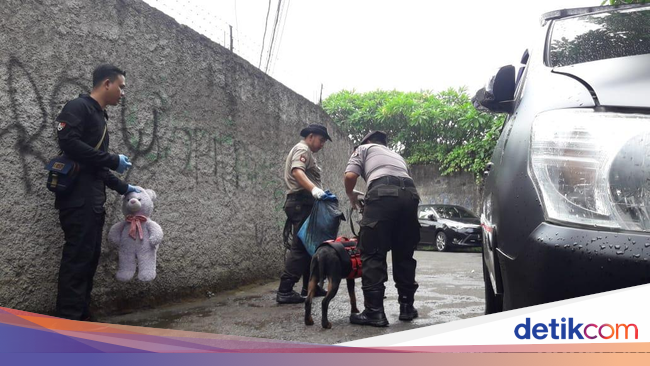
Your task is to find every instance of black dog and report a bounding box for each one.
[304,238,361,329]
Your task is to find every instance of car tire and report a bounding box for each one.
[435,232,449,252]
[483,256,503,314]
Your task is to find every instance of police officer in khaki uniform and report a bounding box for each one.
[344,131,420,326]
[276,124,332,304]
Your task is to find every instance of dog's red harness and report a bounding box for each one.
[320,237,362,279]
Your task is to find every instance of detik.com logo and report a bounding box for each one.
[515,318,638,340]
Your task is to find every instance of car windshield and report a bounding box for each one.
[418,207,436,219]
[548,7,650,67]
[433,206,476,219]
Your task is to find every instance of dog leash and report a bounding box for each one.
[348,198,364,238]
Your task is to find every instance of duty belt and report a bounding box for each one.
[368,175,415,191]
[286,191,314,203]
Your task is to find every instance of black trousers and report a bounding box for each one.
[359,180,420,294]
[56,203,105,320]
[280,193,314,288]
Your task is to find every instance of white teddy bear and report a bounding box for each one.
[108,187,163,282]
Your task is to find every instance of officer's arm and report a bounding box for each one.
[56,102,120,169]
[59,138,119,169]
[344,172,359,196]
[292,168,316,192]
[58,130,120,169]
[103,170,129,195]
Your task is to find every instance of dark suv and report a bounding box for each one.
[474,4,650,313]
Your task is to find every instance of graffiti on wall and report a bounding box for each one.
[0,56,285,207]
[0,57,88,193]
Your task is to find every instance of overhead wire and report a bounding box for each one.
[149,0,299,81]
[269,0,290,75]
[149,1,264,67]
[259,0,272,68]
[264,0,283,73]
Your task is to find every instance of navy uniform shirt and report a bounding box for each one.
[55,94,128,208]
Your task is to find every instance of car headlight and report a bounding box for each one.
[530,109,650,231]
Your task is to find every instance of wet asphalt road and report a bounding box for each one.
[99,250,484,345]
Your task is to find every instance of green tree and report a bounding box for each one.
[601,0,647,5]
[551,6,650,67]
[322,89,504,181]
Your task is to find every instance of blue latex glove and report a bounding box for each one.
[125,185,141,194]
[116,154,132,173]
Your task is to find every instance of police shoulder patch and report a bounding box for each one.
[57,122,66,131]
[299,155,307,163]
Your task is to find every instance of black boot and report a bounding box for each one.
[398,291,418,321]
[301,285,327,297]
[349,289,389,327]
[276,278,305,304]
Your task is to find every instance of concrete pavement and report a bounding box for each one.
[100,250,485,345]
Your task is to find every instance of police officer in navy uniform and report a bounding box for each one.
[54,64,140,321]
[344,131,420,327]
[276,124,332,304]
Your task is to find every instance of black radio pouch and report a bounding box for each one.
[45,156,80,194]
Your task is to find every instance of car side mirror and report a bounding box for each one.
[472,65,516,114]
[428,214,437,221]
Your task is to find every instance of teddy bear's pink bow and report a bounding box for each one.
[126,215,148,240]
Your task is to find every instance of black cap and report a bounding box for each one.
[300,124,332,141]
[359,130,387,146]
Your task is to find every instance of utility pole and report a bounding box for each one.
[318,83,323,105]
[229,25,234,52]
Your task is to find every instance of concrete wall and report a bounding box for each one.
[0,0,355,315]
[411,164,483,215]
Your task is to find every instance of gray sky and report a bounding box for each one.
[142,0,599,102]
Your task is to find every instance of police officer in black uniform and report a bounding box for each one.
[345,131,420,327]
[54,64,139,321]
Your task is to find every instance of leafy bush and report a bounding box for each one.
[322,88,504,181]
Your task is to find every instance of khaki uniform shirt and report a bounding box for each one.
[345,143,411,186]
[284,141,322,194]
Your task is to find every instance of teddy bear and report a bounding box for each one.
[108,187,163,282]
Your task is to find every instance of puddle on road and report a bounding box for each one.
[116,307,216,329]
